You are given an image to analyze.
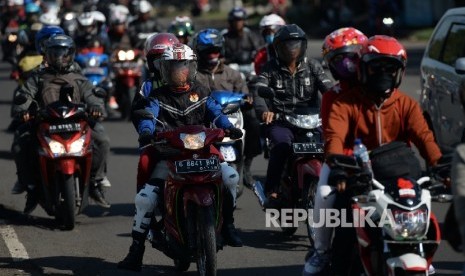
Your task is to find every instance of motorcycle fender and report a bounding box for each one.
[58,158,76,175]
[122,77,135,87]
[296,159,322,189]
[183,187,215,216]
[386,253,427,273]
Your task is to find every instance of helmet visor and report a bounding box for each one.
[329,52,359,79]
[161,60,197,87]
[276,39,305,63]
[366,57,403,75]
[46,46,75,70]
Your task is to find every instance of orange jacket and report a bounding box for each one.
[325,87,442,166]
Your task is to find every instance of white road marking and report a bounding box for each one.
[0,222,29,261]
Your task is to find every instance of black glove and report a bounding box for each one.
[227,127,243,140]
[89,105,104,118]
[433,155,452,180]
[138,131,153,147]
[328,168,348,187]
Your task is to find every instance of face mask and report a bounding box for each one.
[264,34,274,45]
[365,72,396,100]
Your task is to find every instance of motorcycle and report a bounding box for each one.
[13,86,96,230]
[144,123,226,275]
[1,19,22,66]
[253,88,324,237]
[111,48,144,120]
[211,90,246,197]
[61,12,78,38]
[326,152,452,275]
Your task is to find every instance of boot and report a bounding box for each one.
[12,181,26,194]
[23,188,38,214]
[243,157,255,188]
[89,181,111,208]
[221,223,243,247]
[118,240,145,271]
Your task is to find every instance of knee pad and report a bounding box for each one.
[220,162,239,206]
[133,184,159,234]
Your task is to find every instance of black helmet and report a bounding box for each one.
[228,7,247,21]
[44,34,76,72]
[273,24,307,64]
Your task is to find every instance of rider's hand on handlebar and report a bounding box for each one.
[89,105,104,118]
[262,111,274,124]
[226,127,243,140]
[328,168,348,193]
[138,131,153,147]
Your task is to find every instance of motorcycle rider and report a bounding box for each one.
[11,34,111,213]
[128,0,160,50]
[193,28,261,188]
[74,12,111,54]
[167,16,195,45]
[303,35,444,275]
[118,43,244,271]
[222,7,261,66]
[254,24,333,207]
[253,13,285,75]
[107,5,132,51]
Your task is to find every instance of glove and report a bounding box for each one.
[138,131,153,147]
[227,127,243,140]
[89,105,104,118]
[328,168,348,188]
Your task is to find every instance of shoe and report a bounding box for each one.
[12,181,26,194]
[302,250,330,275]
[222,223,243,247]
[109,96,119,109]
[428,264,435,275]
[89,185,111,208]
[24,191,38,214]
[118,241,145,272]
[99,176,112,188]
[263,193,282,209]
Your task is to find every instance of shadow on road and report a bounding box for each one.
[238,228,310,252]
[0,150,13,160]
[111,147,139,156]
[83,203,134,218]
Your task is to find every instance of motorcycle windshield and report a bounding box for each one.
[211,90,244,106]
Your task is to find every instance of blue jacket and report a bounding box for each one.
[137,81,233,135]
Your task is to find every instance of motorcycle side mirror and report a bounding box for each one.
[432,194,454,203]
[257,86,275,99]
[92,87,108,98]
[132,109,154,120]
[455,57,465,74]
[60,84,74,103]
[13,93,28,105]
[222,103,240,115]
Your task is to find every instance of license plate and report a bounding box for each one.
[83,67,105,75]
[49,123,81,133]
[175,158,220,174]
[293,143,324,154]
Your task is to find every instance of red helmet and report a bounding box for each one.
[144,33,180,72]
[359,35,407,89]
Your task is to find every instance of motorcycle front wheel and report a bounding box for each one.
[196,205,217,276]
[57,174,76,230]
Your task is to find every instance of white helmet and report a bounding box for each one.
[259,14,285,29]
[160,43,197,89]
[77,12,95,27]
[109,5,130,25]
[138,0,153,14]
[8,0,23,6]
[40,12,61,26]
[91,11,106,24]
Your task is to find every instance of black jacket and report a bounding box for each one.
[222,27,262,65]
[254,58,333,118]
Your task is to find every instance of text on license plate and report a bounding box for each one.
[175,158,220,174]
[293,143,324,154]
[49,123,81,133]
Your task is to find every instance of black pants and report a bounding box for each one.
[242,108,262,159]
[11,121,110,187]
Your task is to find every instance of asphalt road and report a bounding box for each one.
[0,40,463,276]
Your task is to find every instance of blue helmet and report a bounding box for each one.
[35,26,65,54]
[25,2,40,14]
[192,28,225,56]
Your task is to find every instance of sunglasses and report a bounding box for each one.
[367,59,401,74]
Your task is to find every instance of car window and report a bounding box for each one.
[427,16,453,60]
[442,23,465,66]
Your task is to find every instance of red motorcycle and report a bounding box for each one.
[15,87,94,230]
[111,48,143,120]
[148,124,225,276]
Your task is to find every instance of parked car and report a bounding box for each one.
[420,7,465,154]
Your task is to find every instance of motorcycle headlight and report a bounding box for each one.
[8,34,17,42]
[88,57,98,67]
[125,50,135,61]
[45,137,66,155]
[117,50,135,61]
[117,50,126,61]
[68,135,86,154]
[388,205,428,240]
[180,132,206,150]
[285,114,321,129]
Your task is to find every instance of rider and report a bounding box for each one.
[303,35,443,275]
[11,34,111,213]
[118,43,244,271]
[127,0,160,49]
[254,24,333,207]
[193,27,262,188]
[253,13,285,75]
[167,16,195,45]
[74,12,111,54]
[107,5,132,51]
[222,7,261,66]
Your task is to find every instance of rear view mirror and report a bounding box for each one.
[455,57,465,74]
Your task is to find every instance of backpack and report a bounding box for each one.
[39,72,88,106]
